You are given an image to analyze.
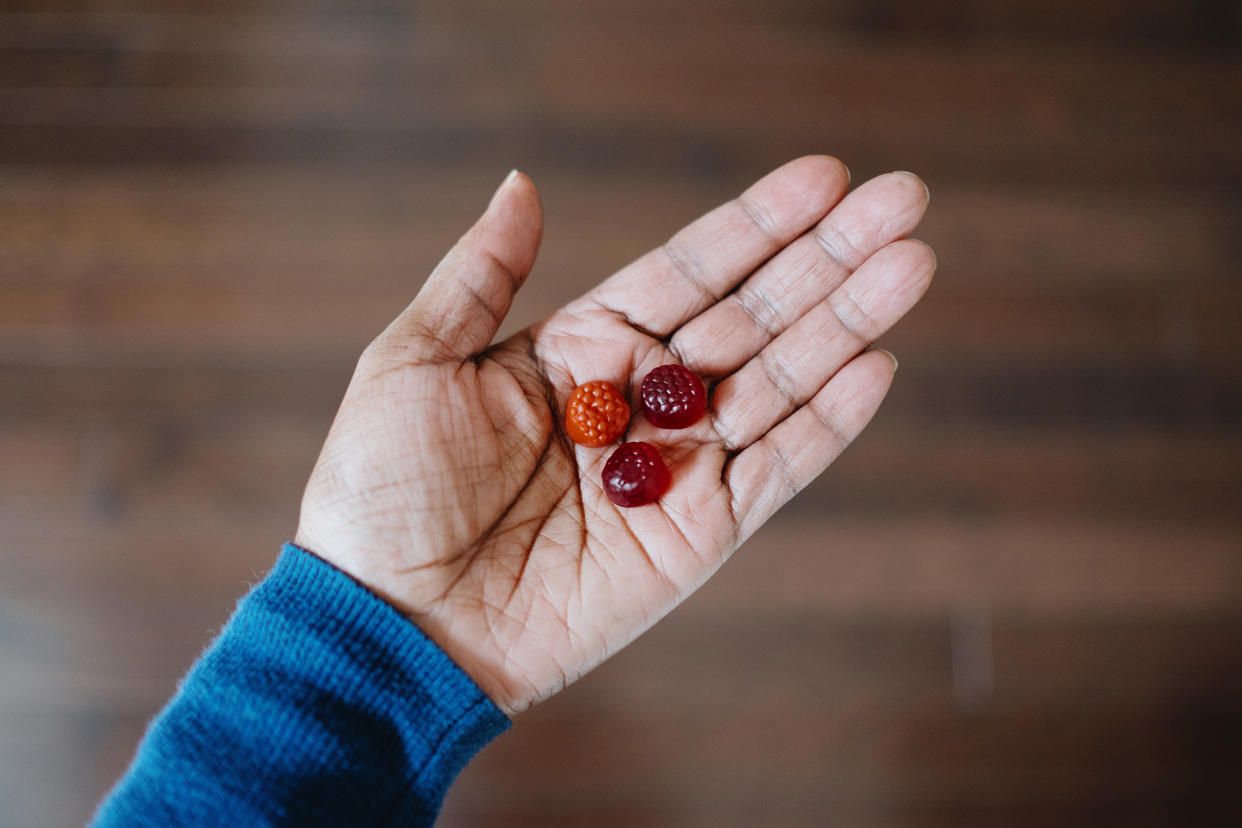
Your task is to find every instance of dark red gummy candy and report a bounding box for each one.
[640,364,706,429]
[602,441,671,507]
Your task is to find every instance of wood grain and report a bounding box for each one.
[1,2,1239,826]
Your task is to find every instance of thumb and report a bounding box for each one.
[386,169,544,362]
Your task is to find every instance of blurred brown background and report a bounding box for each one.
[2,1,1241,826]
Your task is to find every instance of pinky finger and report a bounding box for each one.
[724,349,897,543]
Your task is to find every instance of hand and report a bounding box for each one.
[295,158,934,715]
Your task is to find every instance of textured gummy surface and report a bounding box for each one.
[640,364,706,429]
[602,441,671,507]
[565,380,631,447]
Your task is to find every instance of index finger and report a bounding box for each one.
[578,156,851,338]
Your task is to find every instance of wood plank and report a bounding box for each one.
[3,2,1236,50]
[717,517,1242,617]
[449,623,1242,824]
[991,616,1242,708]
[0,414,321,530]
[799,415,1242,519]
[445,610,1242,824]
[3,176,1236,291]
[0,13,506,89]
[0,24,1236,189]
[883,361,1242,434]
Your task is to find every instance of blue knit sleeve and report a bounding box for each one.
[91,543,511,827]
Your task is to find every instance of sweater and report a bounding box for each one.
[90,543,510,827]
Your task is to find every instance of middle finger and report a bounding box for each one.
[670,171,929,377]
[710,237,936,452]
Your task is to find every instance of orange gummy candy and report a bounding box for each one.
[565,381,630,447]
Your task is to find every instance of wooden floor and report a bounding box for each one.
[2,2,1241,825]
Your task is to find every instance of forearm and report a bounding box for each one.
[92,544,509,827]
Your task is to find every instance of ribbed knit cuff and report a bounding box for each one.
[92,544,510,828]
[258,543,512,821]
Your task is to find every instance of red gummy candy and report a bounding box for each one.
[602,441,671,507]
[640,364,706,429]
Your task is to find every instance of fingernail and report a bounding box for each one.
[876,348,899,373]
[491,169,520,204]
[893,170,930,203]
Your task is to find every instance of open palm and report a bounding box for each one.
[295,158,934,715]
